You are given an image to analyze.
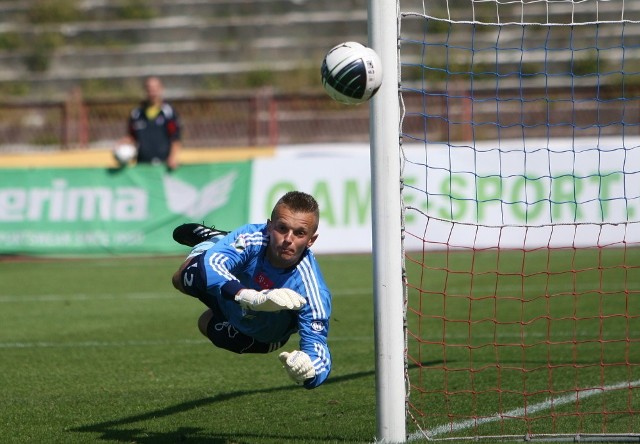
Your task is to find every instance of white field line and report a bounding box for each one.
[410,379,640,441]
[2,282,637,303]
[0,292,177,302]
[0,338,205,349]
[1,328,635,349]
[0,288,372,303]
[0,335,373,349]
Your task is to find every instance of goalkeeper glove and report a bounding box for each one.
[235,288,306,312]
[279,350,316,384]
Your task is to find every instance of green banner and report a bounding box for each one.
[0,162,252,256]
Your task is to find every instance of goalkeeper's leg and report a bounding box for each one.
[171,253,214,305]
[198,309,289,354]
[172,238,220,297]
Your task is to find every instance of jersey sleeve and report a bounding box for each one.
[295,257,332,389]
[201,227,266,297]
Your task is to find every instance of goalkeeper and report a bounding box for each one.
[171,191,332,389]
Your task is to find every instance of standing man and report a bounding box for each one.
[118,76,181,169]
[171,191,332,389]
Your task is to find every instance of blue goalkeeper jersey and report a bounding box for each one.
[199,222,332,389]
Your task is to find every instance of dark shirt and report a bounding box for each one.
[128,102,181,164]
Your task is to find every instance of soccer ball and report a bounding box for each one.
[321,41,383,105]
[113,143,137,165]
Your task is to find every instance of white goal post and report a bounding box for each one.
[368,0,406,442]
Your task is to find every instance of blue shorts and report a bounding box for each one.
[179,254,289,354]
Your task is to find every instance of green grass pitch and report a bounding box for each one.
[0,254,377,444]
[1,249,638,443]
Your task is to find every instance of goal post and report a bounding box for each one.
[368,0,407,443]
[370,0,640,442]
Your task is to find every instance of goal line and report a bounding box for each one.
[414,379,640,441]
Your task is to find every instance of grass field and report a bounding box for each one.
[0,254,378,444]
[1,249,638,443]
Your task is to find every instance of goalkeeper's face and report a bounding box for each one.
[266,205,319,269]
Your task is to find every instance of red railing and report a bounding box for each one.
[1,85,637,152]
[0,91,372,152]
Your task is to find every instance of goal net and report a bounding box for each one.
[398,0,640,441]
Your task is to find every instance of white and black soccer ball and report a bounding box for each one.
[113,143,137,165]
[321,41,383,105]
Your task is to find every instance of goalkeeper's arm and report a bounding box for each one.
[278,309,332,389]
[220,281,306,312]
[279,350,316,384]
[278,340,331,389]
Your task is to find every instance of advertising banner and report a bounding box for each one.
[0,162,252,256]
[250,139,639,253]
[1,138,637,256]
[250,146,374,254]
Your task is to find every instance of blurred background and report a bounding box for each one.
[1,0,637,152]
[0,0,372,152]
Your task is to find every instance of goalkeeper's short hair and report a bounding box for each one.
[271,191,320,229]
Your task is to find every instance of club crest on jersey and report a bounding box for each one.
[254,272,274,290]
[311,321,325,332]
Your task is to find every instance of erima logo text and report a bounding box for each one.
[0,179,147,222]
[0,172,237,222]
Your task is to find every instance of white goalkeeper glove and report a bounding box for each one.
[235,288,306,312]
[279,350,316,384]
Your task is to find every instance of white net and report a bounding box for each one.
[399,0,640,441]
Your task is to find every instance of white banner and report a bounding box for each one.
[251,139,640,253]
[251,145,373,254]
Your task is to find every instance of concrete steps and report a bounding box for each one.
[1,0,638,99]
[0,0,369,98]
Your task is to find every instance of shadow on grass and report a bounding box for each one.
[70,370,376,443]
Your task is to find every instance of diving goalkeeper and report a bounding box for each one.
[171,191,332,389]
